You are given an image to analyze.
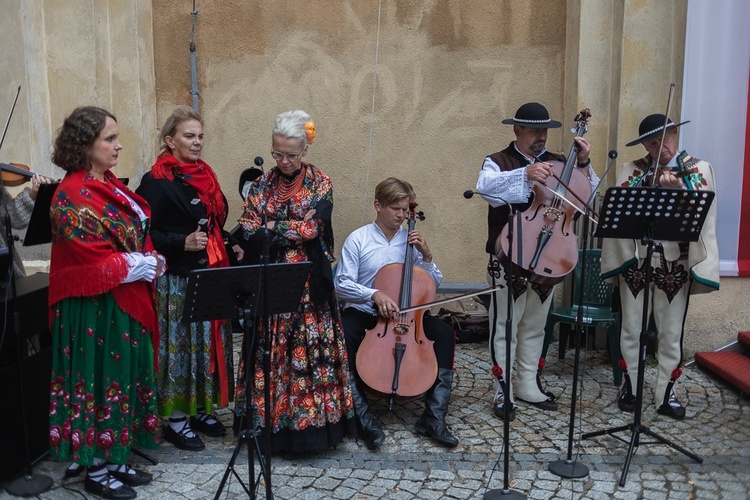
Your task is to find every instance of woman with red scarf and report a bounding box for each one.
[49,107,164,499]
[136,106,243,451]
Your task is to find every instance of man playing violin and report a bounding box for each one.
[601,114,719,420]
[476,102,598,421]
[334,177,458,450]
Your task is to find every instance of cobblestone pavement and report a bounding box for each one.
[4,340,749,499]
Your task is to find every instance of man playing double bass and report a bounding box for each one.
[476,102,599,421]
[334,177,458,450]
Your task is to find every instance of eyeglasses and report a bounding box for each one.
[271,150,303,161]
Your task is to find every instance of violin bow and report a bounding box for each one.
[646,81,676,184]
[0,86,21,154]
[397,286,504,315]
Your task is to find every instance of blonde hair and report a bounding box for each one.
[160,105,202,149]
[374,178,416,207]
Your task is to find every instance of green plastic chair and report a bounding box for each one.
[541,248,622,386]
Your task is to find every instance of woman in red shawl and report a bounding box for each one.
[136,106,243,452]
[49,107,164,499]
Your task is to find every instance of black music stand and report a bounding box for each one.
[22,182,56,247]
[181,262,310,500]
[582,186,714,486]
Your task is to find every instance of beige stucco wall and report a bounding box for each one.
[1,0,748,355]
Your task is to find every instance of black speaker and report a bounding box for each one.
[0,273,52,481]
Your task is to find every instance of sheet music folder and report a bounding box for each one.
[182,262,311,323]
[594,187,714,242]
[23,183,57,247]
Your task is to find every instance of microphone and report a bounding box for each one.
[239,157,265,197]
[463,189,510,205]
[608,150,618,159]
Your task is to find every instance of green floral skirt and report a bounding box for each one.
[49,294,159,466]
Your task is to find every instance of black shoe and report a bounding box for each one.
[362,425,386,450]
[107,464,152,486]
[618,384,636,413]
[163,422,205,451]
[414,415,458,448]
[190,414,227,437]
[84,472,137,499]
[416,368,459,448]
[657,391,686,420]
[519,397,558,411]
[348,374,385,450]
[493,390,516,422]
[64,462,84,478]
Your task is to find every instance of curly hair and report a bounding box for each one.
[52,107,116,172]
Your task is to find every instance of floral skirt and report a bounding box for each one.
[235,289,356,454]
[155,274,234,417]
[49,294,159,465]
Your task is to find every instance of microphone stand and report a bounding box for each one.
[548,150,618,479]
[467,189,524,499]
[484,204,524,500]
[3,204,52,496]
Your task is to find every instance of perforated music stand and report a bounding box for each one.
[583,186,714,486]
[182,262,311,500]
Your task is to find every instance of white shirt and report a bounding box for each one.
[334,222,442,315]
[476,143,600,208]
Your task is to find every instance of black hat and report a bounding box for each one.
[626,113,690,147]
[501,102,562,129]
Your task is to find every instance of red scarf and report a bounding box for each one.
[151,151,231,403]
[49,169,160,367]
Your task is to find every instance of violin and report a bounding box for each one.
[0,162,54,187]
[355,202,438,408]
[496,109,593,285]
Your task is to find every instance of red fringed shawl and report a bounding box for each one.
[150,151,231,403]
[49,169,160,365]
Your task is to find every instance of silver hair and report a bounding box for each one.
[272,109,312,147]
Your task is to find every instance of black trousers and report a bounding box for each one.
[341,307,455,373]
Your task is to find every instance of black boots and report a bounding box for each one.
[349,374,385,450]
[657,369,686,420]
[617,366,636,413]
[415,368,459,448]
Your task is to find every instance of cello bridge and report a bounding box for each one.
[543,207,562,222]
[394,323,410,335]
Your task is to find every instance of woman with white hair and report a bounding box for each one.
[238,110,355,457]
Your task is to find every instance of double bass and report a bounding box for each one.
[355,202,438,408]
[496,109,593,285]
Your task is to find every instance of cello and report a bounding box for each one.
[355,201,438,409]
[496,109,593,285]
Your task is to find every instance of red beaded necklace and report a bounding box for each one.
[276,165,306,203]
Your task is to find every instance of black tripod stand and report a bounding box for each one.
[181,262,310,499]
[582,186,714,486]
